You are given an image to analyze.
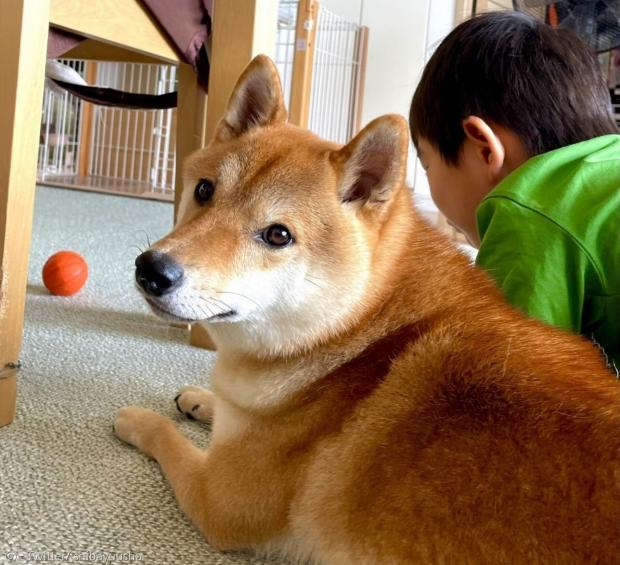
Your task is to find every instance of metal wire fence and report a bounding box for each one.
[309,6,364,143]
[275,0,299,109]
[38,60,85,179]
[88,63,177,197]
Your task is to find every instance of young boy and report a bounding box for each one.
[409,11,620,370]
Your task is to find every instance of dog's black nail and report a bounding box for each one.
[174,394,182,413]
[191,404,200,412]
[185,411,196,421]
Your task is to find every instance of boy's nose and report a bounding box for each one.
[134,250,184,296]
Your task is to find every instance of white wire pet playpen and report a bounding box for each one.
[38,0,368,201]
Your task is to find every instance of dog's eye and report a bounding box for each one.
[194,179,215,204]
[262,224,293,247]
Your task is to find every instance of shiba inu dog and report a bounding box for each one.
[114,55,620,564]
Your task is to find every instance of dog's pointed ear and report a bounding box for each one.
[331,115,409,209]
[213,55,287,142]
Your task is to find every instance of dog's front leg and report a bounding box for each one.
[113,406,284,551]
[114,407,248,549]
[113,406,211,530]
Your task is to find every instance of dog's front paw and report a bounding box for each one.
[113,406,171,455]
[174,385,214,423]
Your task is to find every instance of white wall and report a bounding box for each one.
[320,0,457,192]
[412,0,456,195]
[319,0,362,24]
[358,0,430,187]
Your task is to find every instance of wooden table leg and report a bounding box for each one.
[0,0,50,427]
[174,62,207,222]
[174,63,216,350]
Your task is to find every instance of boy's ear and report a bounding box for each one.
[462,116,505,182]
[213,55,287,142]
[331,115,409,209]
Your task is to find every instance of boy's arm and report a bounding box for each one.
[475,198,594,333]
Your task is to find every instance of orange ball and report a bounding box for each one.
[42,251,88,296]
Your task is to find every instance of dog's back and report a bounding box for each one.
[272,209,620,563]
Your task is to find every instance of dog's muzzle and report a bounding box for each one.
[135,250,184,296]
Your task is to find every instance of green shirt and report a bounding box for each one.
[476,135,620,371]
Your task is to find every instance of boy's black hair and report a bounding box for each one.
[410,11,619,165]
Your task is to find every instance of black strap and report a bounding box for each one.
[50,79,177,109]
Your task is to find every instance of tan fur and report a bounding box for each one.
[114,55,620,564]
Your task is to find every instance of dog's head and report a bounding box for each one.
[135,55,410,354]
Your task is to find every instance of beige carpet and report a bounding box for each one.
[0,186,287,564]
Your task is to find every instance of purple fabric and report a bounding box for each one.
[142,0,212,67]
[47,0,211,89]
[47,28,83,59]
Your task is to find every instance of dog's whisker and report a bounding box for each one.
[196,296,230,319]
[182,296,211,321]
[135,229,153,249]
[304,276,323,289]
[210,297,234,311]
[201,299,218,318]
[193,301,210,320]
[215,290,261,309]
[194,296,215,317]
[197,296,219,307]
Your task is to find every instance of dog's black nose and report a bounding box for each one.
[135,250,184,296]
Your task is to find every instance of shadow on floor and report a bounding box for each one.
[26,284,194,345]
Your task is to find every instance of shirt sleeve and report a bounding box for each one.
[476,197,592,333]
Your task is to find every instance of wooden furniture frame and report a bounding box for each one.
[289,0,319,128]
[455,0,476,22]
[455,0,513,21]
[0,0,278,427]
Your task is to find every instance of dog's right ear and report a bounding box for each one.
[213,55,287,142]
[331,115,409,211]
